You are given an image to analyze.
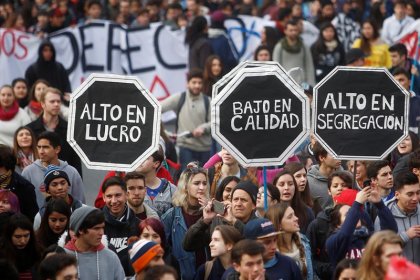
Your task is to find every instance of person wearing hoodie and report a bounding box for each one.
[374,172,420,265]
[22,131,85,208]
[102,176,140,277]
[326,185,398,267]
[24,40,71,94]
[63,206,125,280]
[33,166,84,230]
[307,142,342,210]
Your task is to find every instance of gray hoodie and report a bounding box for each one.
[307,164,333,209]
[21,159,86,208]
[375,198,420,265]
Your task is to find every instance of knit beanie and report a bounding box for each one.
[129,239,163,274]
[231,181,258,205]
[70,206,97,234]
[44,165,70,191]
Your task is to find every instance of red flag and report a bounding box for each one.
[399,31,419,58]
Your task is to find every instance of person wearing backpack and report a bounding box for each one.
[160,69,211,169]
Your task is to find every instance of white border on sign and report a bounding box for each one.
[312,66,410,160]
[211,62,310,167]
[67,73,162,171]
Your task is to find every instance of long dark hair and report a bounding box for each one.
[185,16,208,45]
[273,170,309,231]
[311,22,340,59]
[215,176,240,201]
[360,19,380,55]
[203,55,223,96]
[284,162,313,208]
[0,213,42,270]
[36,198,71,249]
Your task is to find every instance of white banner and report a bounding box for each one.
[0,16,270,99]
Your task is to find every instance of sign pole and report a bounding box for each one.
[353,160,358,190]
[263,167,268,211]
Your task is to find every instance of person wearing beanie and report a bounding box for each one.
[183,181,258,255]
[22,131,85,208]
[129,239,165,280]
[63,207,125,280]
[32,165,84,230]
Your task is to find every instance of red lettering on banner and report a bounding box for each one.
[1,29,15,56]
[150,75,170,100]
[16,34,29,59]
[0,29,30,59]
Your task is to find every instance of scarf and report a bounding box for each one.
[0,170,12,189]
[281,37,303,54]
[0,101,19,121]
[325,40,338,52]
[28,100,43,116]
[17,150,35,169]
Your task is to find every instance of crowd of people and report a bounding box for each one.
[1,0,420,279]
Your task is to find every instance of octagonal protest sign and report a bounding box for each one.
[313,67,410,160]
[212,61,280,99]
[212,62,310,167]
[67,73,161,171]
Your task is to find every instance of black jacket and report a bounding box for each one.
[306,207,334,280]
[25,40,71,93]
[103,206,140,276]
[27,114,82,175]
[6,172,39,221]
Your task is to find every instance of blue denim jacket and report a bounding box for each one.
[301,233,316,280]
[162,207,196,280]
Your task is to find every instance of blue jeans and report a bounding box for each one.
[179,147,211,170]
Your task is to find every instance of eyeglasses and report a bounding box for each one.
[257,192,272,199]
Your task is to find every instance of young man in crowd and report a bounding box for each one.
[409,150,420,182]
[124,171,159,220]
[367,160,395,201]
[307,142,342,209]
[63,206,125,279]
[225,239,267,280]
[27,87,82,175]
[135,150,176,217]
[102,176,140,276]
[160,69,211,169]
[392,67,420,134]
[375,172,420,264]
[382,0,415,45]
[22,131,85,208]
[39,253,78,280]
[129,239,165,280]
[33,166,84,229]
[243,218,303,280]
[273,19,315,86]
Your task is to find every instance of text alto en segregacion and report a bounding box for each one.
[317,92,403,130]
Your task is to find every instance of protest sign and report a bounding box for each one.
[67,73,161,171]
[212,62,310,167]
[313,67,410,160]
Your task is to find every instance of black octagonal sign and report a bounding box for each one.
[67,74,161,171]
[313,67,410,160]
[212,63,310,167]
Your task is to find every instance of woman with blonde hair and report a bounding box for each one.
[357,230,403,280]
[265,202,314,280]
[162,163,209,280]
